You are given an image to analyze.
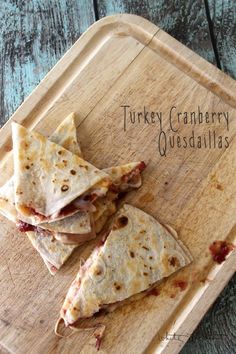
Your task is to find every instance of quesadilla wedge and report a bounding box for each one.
[27,228,76,273]
[59,204,192,327]
[104,161,146,192]
[0,113,85,227]
[50,112,82,156]
[12,122,110,224]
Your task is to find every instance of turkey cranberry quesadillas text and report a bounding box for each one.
[58,204,192,329]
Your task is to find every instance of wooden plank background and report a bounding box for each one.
[0,1,235,353]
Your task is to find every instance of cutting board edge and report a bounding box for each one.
[146,251,236,354]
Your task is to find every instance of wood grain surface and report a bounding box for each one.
[0,2,235,354]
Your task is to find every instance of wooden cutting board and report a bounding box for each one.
[0,14,235,354]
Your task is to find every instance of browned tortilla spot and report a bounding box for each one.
[130,251,135,258]
[113,215,129,229]
[70,169,76,175]
[169,256,180,267]
[61,185,69,192]
[114,283,121,290]
[25,165,30,169]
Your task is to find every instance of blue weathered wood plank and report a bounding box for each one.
[208,0,236,79]
[0,0,95,125]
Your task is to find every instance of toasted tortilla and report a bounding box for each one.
[60,204,192,325]
[12,122,110,222]
[50,112,82,156]
[27,229,76,271]
[40,211,91,234]
[93,198,117,234]
[104,161,146,191]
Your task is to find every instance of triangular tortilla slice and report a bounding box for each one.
[50,112,82,156]
[27,229,77,272]
[103,161,146,191]
[12,122,110,222]
[60,204,192,326]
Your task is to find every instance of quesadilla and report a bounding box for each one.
[27,229,76,273]
[12,122,110,224]
[104,161,146,192]
[50,112,82,156]
[0,113,85,227]
[59,204,192,327]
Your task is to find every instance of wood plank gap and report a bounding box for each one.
[93,0,100,21]
[204,0,222,69]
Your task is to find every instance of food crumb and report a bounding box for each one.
[209,240,234,264]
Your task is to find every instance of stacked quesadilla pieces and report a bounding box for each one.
[0,113,146,274]
[0,113,193,349]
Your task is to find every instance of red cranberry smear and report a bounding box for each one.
[209,240,234,264]
[138,161,146,172]
[27,207,45,218]
[16,220,35,232]
[173,280,188,291]
[147,288,160,297]
[121,161,146,183]
[60,203,78,216]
